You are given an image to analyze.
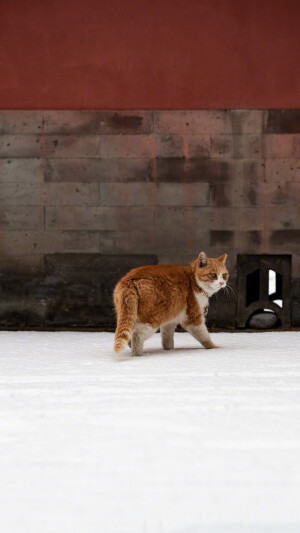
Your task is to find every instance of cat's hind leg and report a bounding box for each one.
[131,323,156,356]
[160,321,176,350]
[184,322,218,349]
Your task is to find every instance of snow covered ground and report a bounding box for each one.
[0,331,300,533]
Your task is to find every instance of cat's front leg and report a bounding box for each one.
[160,322,176,350]
[184,322,219,349]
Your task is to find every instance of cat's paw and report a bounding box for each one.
[202,342,220,349]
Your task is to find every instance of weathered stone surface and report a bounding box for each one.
[264,159,300,183]
[248,311,278,329]
[185,159,230,182]
[43,111,154,135]
[264,110,300,134]
[270,230,300,249]
[154,110,231,135]
[230,110,263,135]
[155,157,185,182]
[62,231,100,253]
[44,182,99,206]
[187,135,227,159]
[1,206,44,230]
[99,135,153,158]
[44,158,153,183]
[268,206,300,230]
[0,135,42,158]
[0,159,43,182]
[263,134,300,158]
[45,206,155,231]
[0,254,158,328]
[155,135,184,158]
[45,135,99,158]
[100,183,154,206]
[186,135,262,160]
[267,181,296,205]
[0,182,43,205]
[42,254,158,327]
[0,254,44,274]
[232,135,262,159]
[210,230,234,247]
[0,111,43,134]
[0,109,299,330]
[157,182,210,206]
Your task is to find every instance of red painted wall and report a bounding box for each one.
[0,0,299,110]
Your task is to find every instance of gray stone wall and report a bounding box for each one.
[0,110,299,328]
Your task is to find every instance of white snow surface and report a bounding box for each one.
[0,331,300,533]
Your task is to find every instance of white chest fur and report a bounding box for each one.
[194,291,209,314]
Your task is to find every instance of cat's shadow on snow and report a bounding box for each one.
[112,345,220,362]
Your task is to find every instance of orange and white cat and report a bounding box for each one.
[113,251,229,356]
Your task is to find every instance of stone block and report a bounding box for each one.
[157,254,196,265]
[44,158,153,183]
[155,134,184,157]
[99,135,153,158]
[185,159,230,182]
[43,110,154,135]
[264,159,300,183]
[1,206,44,230]
[268,206,299,230]
[263,134,300,158]
[154,110,231,135]
[209,179,262,208]
[62,231,100,253]
[100,225,210,255]
[0,159,43,183]
[0,182,42,205]
[158,182,210,206]
[0,135,42,158]
[0,254,44,274]
[100,183,155,206]
[230,110,263,135]
[186,135,262,160]
[155,157,185,182]
[210,230,234,247]
[235,231,263,252]
[1,231,45,254]
[100,230,158,254]
[270,230,300,251]
[187,135,229,159]
[232,135,262,159]
[45,206,155,231]
[209,207,263,231]
[231,159,265,184]
[45,135,100,158]
[264,110,300,134]
[41,253,158,327]
[44,182,99,206]
[0,111,43,134]
[266,181,296,205]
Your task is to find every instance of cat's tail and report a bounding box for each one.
[113,282,138,353]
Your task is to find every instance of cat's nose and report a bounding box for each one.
[220,281,224,286]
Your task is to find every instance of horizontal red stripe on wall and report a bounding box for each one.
[0,0,300,109]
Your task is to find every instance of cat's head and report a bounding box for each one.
[192,251,229,296]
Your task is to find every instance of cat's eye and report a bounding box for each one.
[222,274,227,279]
[211,273,217,279]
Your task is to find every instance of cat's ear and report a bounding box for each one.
[198,251,208,267]
[218,253,227,264]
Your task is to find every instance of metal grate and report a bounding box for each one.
[237,255,291,328]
